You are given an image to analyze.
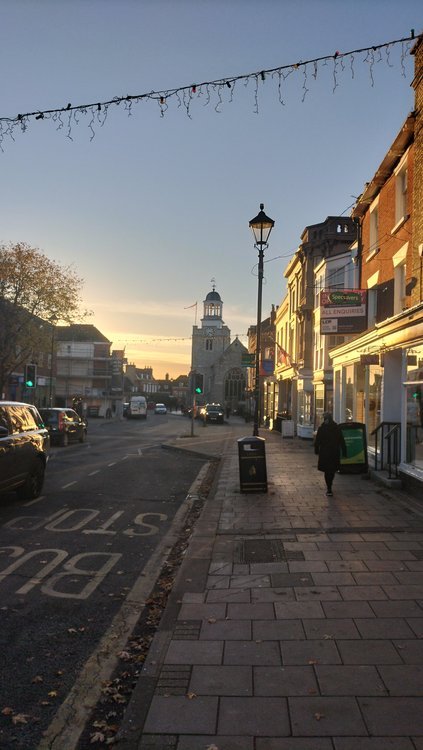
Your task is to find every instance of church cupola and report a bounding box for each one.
[202,281,223,327]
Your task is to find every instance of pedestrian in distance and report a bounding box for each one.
[314,412,347,496]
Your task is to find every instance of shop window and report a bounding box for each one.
[404,349,423,470]
[367,367,383,446]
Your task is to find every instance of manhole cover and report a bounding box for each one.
[236,539,286,563]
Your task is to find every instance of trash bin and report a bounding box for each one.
[237,436,267,493]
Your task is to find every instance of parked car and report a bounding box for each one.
[0,401,50,500]
[39,407,87,446]
[123,402,130,417]
[154,403,167,414]
[203,403,224,424]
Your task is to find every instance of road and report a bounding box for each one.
[0,412,209,750]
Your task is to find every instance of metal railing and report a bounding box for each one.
[371,421,401,478]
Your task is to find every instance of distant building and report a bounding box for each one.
[191,285,249,413]
[55,324,112,417]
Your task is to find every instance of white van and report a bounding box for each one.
[128,396,147,419]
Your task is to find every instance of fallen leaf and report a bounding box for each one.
[12,713,29,725]
[48,691,57,698]
[186,692,197,699]
[1,707,14,716]
[314,712,325,720]
[32,675,43,684]
[208,617,217,624]
[323,634,333,639]
[90,731,105,743]
[67,628,77,634]
[308,659,318,665]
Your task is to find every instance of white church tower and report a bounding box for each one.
[191,283,231,372]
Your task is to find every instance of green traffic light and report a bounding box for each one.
[26,380,34,387]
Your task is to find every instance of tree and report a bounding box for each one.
[0,242,88,394]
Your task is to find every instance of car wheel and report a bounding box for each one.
[17,459,45,500]
[60,432,69,447]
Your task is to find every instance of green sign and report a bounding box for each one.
[241,353,255,367]
[339,422,368,474]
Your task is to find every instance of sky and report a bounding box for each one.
[0,0,420,378]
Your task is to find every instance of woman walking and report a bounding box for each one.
[314,412,347,496]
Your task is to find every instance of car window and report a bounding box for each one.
[0,406,10,432]
[28,406,44,428]
[7,405,38,433]
[40,411,58,425]
[64,409,80,421]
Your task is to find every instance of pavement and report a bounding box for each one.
[115,417,423,750]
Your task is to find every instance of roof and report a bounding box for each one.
[352,112,415,218]
[205,290,222,302]
[56,324,111,343]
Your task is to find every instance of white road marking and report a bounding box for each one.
[62,481,77,489]
[24,495,46,506]
[88,470,99,476]
[108,462,116,467]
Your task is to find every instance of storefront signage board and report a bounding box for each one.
[339,421,368,474]
[320,289,367,335]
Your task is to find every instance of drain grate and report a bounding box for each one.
[235,539,287,563]
[156,665,192,695]
[173,620,202,640]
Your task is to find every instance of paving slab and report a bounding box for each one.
[114,426,423,749]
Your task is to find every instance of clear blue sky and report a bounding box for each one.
[0,0,420,377]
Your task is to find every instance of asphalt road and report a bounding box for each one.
[0,413,208,750]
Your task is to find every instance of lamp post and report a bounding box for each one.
[249,204,275,437]
[49,315,58,406]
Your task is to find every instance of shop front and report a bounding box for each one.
[330,305,423,490]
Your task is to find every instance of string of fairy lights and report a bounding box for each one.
[0,31,419,150]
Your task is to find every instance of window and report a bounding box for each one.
[205,339,213,351]
[395,164,408,225]
[369,204,379,255]
[394,263,406,314]
[327,265,345,289]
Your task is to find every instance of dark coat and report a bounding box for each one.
[314,420,347,473]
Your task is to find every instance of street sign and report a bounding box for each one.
[241,353,255,367]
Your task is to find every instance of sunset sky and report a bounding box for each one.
[0,0,420,378]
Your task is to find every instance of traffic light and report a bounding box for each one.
[194,372,204,394]
[24,363,37,388]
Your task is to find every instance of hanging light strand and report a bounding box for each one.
[0,32,418,150]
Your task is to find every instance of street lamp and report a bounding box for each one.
[249,203,275,437]
[49,315,58,406]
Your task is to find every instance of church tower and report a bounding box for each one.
[191,283,231,393]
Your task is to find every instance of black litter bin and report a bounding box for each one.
[238,436,267,493]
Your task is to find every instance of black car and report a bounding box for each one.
[203,403,224,424]
[39,407,87,446]
[0,401,50,500]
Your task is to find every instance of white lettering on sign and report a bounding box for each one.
[42,552,122,600]
[123,512,167,537]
